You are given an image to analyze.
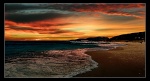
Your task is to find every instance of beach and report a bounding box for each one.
[75,42,145,77]
[5,41,145,78]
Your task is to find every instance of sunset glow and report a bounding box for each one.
[5,3,145,41]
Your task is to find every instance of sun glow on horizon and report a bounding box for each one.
[5,3,145,41]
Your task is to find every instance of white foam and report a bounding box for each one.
[5,42,126,78]
[5,49,98,78]
[98,42,126,49]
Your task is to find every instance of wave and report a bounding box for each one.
[5,49,98,78]
[5,42,126,78]
[98,42,126,49]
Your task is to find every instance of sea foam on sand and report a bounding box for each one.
[5,49,98,78]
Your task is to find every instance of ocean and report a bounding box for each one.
[5,41,125,78]
[5,41,99,57]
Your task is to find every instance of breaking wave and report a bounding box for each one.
[5,49,98,78]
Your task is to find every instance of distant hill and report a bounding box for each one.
[109,32,145,41]
[72,36,109,41]
[72,32,145,42]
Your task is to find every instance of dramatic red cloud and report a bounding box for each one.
[5,19,72,31]
[72,4,145,18]
[5,3,145,41]
[5,19,85,41]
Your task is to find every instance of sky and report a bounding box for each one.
[5,3,146,41]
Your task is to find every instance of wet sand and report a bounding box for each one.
[74,42,145,77]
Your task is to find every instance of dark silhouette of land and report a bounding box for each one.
[72,32,145,42]
[109,32,145,41]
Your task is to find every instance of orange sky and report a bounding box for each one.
[5,3,145,41]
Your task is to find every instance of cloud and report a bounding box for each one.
[5,3,145,41]
[5,20,79,36]
[5,3,145,23]
[5,20,17,26]
[97,14,139,23]
[38,28,80,34]
[36,3,145,19]
[49,30,72,34]
[71,3,145,11]
[44,37,77,39]
[5,12,72,23]
[96,28,138,31]
[5,4,40,12]
[5,20,76,28]
[38,23,76,27]
[70,3,145,18]
[9,26,38,31]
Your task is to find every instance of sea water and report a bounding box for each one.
[5,41,125,78]
[5,41,99,56]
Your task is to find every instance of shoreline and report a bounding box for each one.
[5,49,98,78]
[5,42,145,78]
[74,42,145,77]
